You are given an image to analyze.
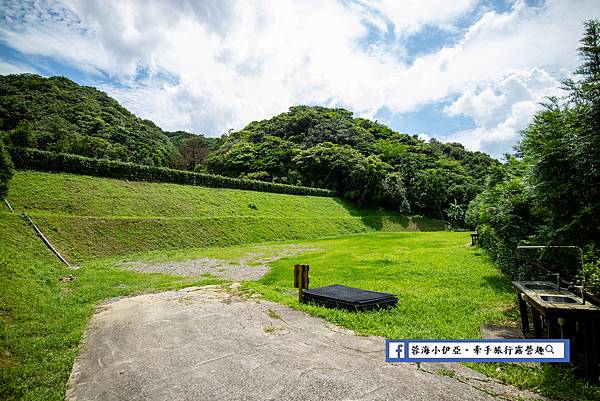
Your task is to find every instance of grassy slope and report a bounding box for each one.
[9,171,369,218]
[86,234,600,401]
[6,171,445,262]
[0,212,219,400]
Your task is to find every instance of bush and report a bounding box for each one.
[8,147,336,197]
[0,141,14,199]
[580,260,600,296]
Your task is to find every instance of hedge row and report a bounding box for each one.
[8,147,337,197]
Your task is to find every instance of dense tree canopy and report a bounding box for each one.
[207,105,499,220]
[0,74,175,166]
[467,20,600,291]
[0,76,500,224]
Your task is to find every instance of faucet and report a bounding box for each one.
[546,273,560,290]
[574,285,586,305]
[517,244,586,297]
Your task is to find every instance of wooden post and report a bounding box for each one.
[517,294,530,336]
[583,321,598,381]
[546,312,560,339]
[294,264,309,303]
[531,308,543,338]
[471,232,479,246]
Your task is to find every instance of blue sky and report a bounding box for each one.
[1,0,598,158]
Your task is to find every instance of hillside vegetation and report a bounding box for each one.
[9,147,335,197]
[0,73,499,224]
[467,20,600,293]
[206,106,500,222]
[6,171,445,262]
[0,74,176,166]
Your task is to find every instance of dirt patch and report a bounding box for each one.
[120,245,318,281]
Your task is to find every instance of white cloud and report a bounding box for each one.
[0,60,37,75]
[417,133,431,142]
[0,0,598,155]
[444,68,562,157]
[363,0,476,36]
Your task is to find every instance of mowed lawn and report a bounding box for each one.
[113,231,517,339]
[244,232,516,339]
[4,222,597,400]
[109,232,600,400]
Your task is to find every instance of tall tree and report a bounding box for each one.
[468,19,600,283]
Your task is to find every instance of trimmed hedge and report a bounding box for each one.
[8,147,336,197]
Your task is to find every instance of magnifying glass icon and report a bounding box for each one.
[545,345,554,354]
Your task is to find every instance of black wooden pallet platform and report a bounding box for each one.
[302,284,397,311]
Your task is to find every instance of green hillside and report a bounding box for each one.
[5,171,445,262]
[206,105,500,221]
[0,74,500,225]
[0,74,176,166]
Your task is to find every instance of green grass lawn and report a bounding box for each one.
[100,231,517,338]
[7,170,426,220]
[243,232,516,339]
[2,222,599,400]
[91,232,600,401]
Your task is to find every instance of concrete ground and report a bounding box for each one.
[67,286,549,401]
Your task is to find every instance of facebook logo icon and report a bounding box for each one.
[386,340,406,362]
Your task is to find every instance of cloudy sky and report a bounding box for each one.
[1,0,598,157]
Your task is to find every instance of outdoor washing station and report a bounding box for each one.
[512,247,600,381]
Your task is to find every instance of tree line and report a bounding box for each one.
[466,20,600,293]
[204,106,498,225]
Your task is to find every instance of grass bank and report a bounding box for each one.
[5,171,445,262]
[7,170,416,219]
[0,212,219,400]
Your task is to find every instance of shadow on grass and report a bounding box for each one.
[482,274,515,294]
[332,197,446,232]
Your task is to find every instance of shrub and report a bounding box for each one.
[580,260,600,296]
[8,147,336,197]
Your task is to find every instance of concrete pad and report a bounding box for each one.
[68,286,549,401]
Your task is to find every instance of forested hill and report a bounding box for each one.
[206,106,500,220]
[0,73,177,166]
[0,73,499,224]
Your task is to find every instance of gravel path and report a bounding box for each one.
[120,245,318,281]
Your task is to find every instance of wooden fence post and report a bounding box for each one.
[294,264,309,303]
